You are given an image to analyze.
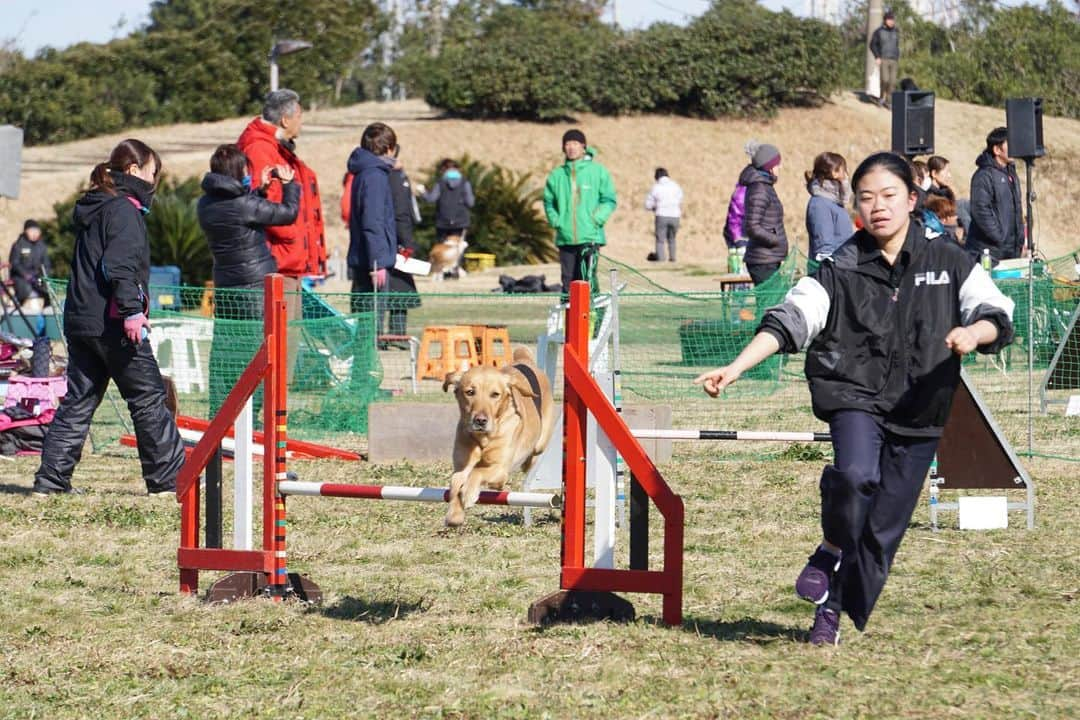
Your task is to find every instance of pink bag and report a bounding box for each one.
[3,374,68,415]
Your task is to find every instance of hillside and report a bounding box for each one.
[4,94,1079,273]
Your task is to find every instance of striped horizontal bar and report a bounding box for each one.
[277,481,561,509]
[629,429,831,442]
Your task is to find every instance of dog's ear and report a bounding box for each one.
[508,372,536,398]
[443,371,462,393]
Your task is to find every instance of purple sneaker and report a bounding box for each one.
[795,547,841,605]
[809,607,841,646]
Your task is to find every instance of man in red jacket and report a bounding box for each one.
[237,89,326,380]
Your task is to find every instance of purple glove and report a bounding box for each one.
[123,313,150,345]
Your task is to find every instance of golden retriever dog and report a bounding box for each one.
[442,346,556,527]
[428,234,468,281]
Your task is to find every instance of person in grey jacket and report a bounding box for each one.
[804,152,853,274]
[419,158,475,241]
[869,10,900,108]
[741,142,788,286]
[966,127,1024,263]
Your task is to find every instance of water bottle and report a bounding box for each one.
[981,248,992,272]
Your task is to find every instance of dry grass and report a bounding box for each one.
[4,93,1080,287]
[1,391,1077,718]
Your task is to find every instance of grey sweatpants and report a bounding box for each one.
[654,216,679,261]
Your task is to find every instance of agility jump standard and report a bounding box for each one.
[175,275,675,621]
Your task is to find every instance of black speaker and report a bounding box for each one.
[891,90,935,156]
[1006,97,1045,159]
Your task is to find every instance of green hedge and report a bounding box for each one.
[424,1,844,120]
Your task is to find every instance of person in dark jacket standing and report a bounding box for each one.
[804,152,853,273]
[8,219,50,307]
[966,127,1024,263]
[870,10,900,108]
[346,123,398,315]
[419,159,475,242]
[33,139,184,496]
[383,148,422,342]
[695,152,1014,646]
[197,143,299,415]
[741,142,788,286]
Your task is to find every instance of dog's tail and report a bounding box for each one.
[512,346,534,364]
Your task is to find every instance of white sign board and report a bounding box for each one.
[958,496,1009,530]
[0,125,23,199]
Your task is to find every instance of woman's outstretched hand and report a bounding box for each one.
[693,366,741,398]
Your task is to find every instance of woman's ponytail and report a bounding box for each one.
[90,161,117,194]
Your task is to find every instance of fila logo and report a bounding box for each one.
[914,271,951,287]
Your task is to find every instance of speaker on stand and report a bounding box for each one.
[891,90,935,158]
[1006,97,1045,449]
[1006,97,1044,256]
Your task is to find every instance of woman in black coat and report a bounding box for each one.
[197,143,299,415]
[33,139,184,495]
[740,142,789,286]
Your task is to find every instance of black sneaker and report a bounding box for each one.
[809,606,841,647]
[795,546,841,605]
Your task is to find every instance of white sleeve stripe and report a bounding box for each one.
[784,276,831,350]
[959,264,1014,324]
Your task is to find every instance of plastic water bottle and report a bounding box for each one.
[981,248,992,272]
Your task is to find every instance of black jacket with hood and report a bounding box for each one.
[966,150,1024,262]
[197,173,299,288]
[64,172,155,337]
[758,220,1014,437]
[740,164,789,266]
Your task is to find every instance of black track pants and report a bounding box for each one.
[34,334,184,493]
[819,410,938,630]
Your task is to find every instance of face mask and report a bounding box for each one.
[242,175,252,189]
[444,169,462,181]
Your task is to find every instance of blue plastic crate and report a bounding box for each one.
[148,265,181,311]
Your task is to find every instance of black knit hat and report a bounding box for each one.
[23,219,41,232]
[562,129,586,146]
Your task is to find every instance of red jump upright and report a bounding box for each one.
[175,274,317,602]
[530,281,685,626]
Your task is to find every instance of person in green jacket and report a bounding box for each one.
[543,129,618,294]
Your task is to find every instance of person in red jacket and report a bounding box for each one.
[237,89,326,380]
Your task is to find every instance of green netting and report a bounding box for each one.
[42,249,1080,461]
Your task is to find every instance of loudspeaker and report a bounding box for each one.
[891,90,935,156]
[0,125,23,200]
[1006,97,1045,159]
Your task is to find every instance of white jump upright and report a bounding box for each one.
[233,398,255,551]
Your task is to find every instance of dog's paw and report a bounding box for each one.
[445,508,466,527]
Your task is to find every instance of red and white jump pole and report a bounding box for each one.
[278,481,559,508]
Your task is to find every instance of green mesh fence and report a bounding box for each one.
[44,248,1080,461]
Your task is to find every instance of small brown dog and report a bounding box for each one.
[442,346,556,526]
[428,234,468,281]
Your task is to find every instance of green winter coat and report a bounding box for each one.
[543,148,618,247]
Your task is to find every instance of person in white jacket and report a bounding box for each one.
[644,168,684,262]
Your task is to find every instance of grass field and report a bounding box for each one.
[2,393,1077,719]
